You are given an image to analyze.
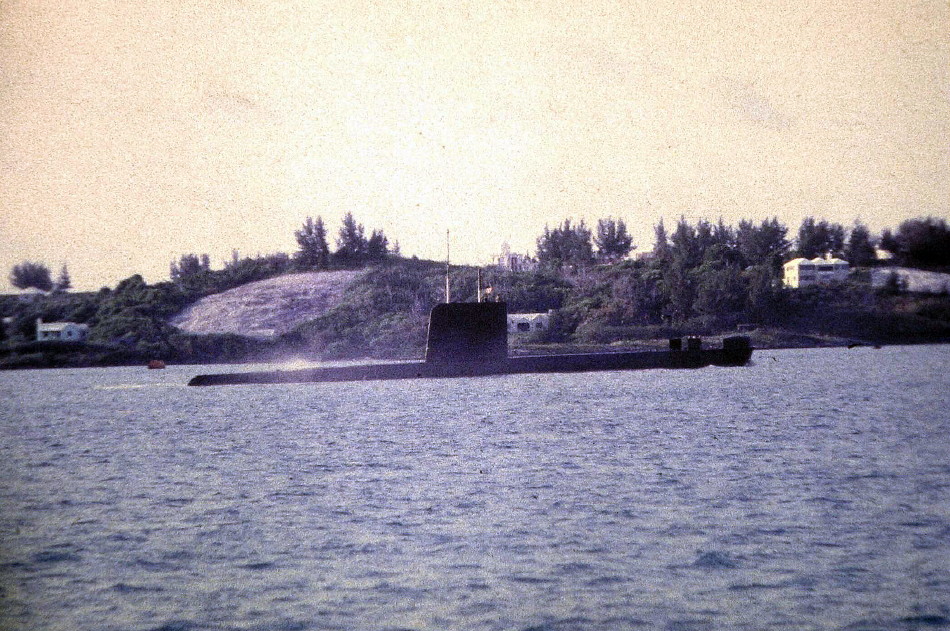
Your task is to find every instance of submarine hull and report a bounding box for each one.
[188,345,752,386]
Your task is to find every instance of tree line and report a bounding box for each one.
[7,213,949,298]
[521,214,949,342]
[167,212,394,290]
[535,218,635,269]
[9,262,71,293]
[533,215,948,272]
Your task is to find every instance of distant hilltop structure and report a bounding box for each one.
[783,255,850,288]
[495,242,538,273]
[632,249,655,262]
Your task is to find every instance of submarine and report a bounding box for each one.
[187,301,752,386]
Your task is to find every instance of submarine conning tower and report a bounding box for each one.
[425,302,508,364]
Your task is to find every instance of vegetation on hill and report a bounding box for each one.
[881,217,950,270]
[2,214,949,368]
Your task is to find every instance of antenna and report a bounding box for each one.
[445,229,451,303]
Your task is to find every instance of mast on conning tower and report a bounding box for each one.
[445,229,451,303]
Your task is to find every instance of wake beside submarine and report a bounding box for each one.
[188,302,752,386]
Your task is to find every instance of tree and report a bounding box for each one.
[336,212,367,265]
[594,218,634,262]
[712,217,735,248]
[294,216,330,268]
[54,264,72,292]
[702,242,744,268]
[226,249,241,269]
[695,219,718,257]
[670,216,702,268]
[845,221,876,267]
[796,217,846,259]
[366,229,389,261]
[611,269,665,325]
[745,264,782,323]
[653,219,671,262]
[536,219,594,270]
[892,217,950,269]
[170,253,211,282]
[879,228,899,254]
[736,217,790,269]
[10,261,53,292]
[693,259,746,317]
[795,217,818,258]
[663,257,693,322]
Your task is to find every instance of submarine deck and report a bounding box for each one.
[188,346,752,386]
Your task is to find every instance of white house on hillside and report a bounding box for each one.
[36,318,89,342]
[783,256,850,288]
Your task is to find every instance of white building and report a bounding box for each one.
[783,256,850,288]
[36,318,90,342]
[495,242,538,273]
[507,311,553,334]
[632,250,655,262]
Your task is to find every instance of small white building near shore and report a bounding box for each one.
[783,256,850,288]
[507,311,554,334]
[36,318,89,342]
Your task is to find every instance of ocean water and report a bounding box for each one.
[1,345,948,631]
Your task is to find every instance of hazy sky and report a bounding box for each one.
[2,0,948,291]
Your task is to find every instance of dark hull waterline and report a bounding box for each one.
[188,346,753,386]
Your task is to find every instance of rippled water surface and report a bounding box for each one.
[1,346,949,630]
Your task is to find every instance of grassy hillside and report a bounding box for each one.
[170,270,364,338]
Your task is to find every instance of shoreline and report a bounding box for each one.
[2,334,948,371]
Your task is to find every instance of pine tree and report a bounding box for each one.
[335,212,367,265]
[653,219,671,262]
[737,218,789,269]
[594,218,634,262]
[366,229,389,260]
[712,217,734,248]
[294,216,330,268]
[55,264,72,292]
[845,222,876,267]
[170,253,211,282]
[796,217,846,258]
[670,216,701,268]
